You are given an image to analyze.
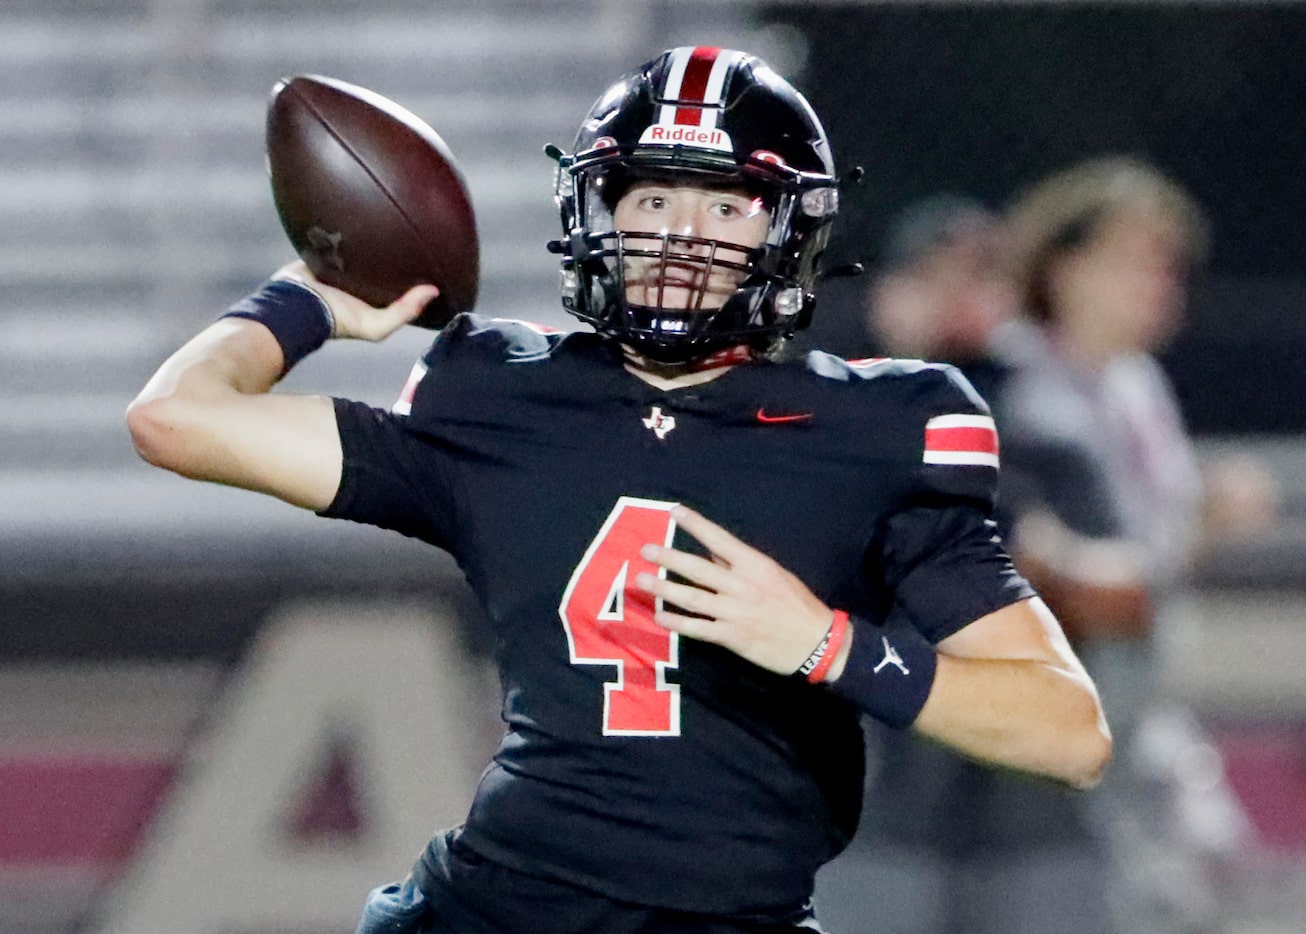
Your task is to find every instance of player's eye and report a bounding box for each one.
[712,196,762,220]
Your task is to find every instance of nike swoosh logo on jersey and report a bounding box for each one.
[756,408,814,424]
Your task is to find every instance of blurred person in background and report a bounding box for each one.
[822,164,1277,933]
[815,194,1119,934]
[863,194,1018,403]
[999,155,1275,934]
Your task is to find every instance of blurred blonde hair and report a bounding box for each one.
[1004,155,1210,322]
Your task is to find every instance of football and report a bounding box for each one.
[265,74,479,329]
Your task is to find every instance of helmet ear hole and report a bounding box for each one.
[553,46,839,363]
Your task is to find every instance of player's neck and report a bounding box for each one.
[625,361,735,390]
[620,345,751,390]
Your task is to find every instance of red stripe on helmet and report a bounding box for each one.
[674,46,721,124]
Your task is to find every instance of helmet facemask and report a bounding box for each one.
[560,165,814,363]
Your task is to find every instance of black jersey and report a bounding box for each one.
[322,314,1031,915]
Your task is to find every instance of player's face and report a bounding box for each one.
[1055,208,1189,353]
[612,181,770,310]
[869,231,1017,360]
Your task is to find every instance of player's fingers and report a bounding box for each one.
[394,283,441,316]
[351,284,440,341]
[640,544,735,594]
[671,506,755,565]
[635,572,719,618]
[651,608,722,643]
[380,284,441,331]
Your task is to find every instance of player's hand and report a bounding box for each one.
[634,505,836,676]
[273,261,439,342]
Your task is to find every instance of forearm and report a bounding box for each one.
[914,651,1111,788]
[127,283,346,508]
[129,270,432,508]
[130,274,335,431]
[826,599,1112,789]
[629,509,1113,789]
[136,318,285,405]
[128,319,287,468]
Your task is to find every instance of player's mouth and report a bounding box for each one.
[629,258,734,289]
[626,274,730,310]
[654,272,702,291]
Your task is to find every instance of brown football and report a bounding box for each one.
[266,74,479,329]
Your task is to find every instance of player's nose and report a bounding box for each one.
[665,201,700,239]
[669,206,719,257]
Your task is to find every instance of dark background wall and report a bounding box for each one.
[757,1,1306,435]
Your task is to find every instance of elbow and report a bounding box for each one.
[126,393,191,473]
[1063,693,1114,790]
[1067,721,1113,790]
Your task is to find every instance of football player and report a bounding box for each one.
[128,47,1110,934]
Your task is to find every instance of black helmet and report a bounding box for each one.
[549,46,841,363]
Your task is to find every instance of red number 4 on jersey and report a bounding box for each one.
[559,497,682,736]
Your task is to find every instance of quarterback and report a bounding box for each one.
[129,47,1110,934]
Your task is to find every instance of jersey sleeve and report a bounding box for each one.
[396,313,567,434]
[319,315,566,552]
[877,365,1034,643]
[318,397,460,551]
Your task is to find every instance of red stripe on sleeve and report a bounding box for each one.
[925,425,999,455]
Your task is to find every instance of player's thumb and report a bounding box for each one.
[368,284,441,339]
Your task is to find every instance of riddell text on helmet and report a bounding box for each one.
[638,124,734,151]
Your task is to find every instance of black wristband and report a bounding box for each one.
[826,612,937,729]
[221,278,334,375]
